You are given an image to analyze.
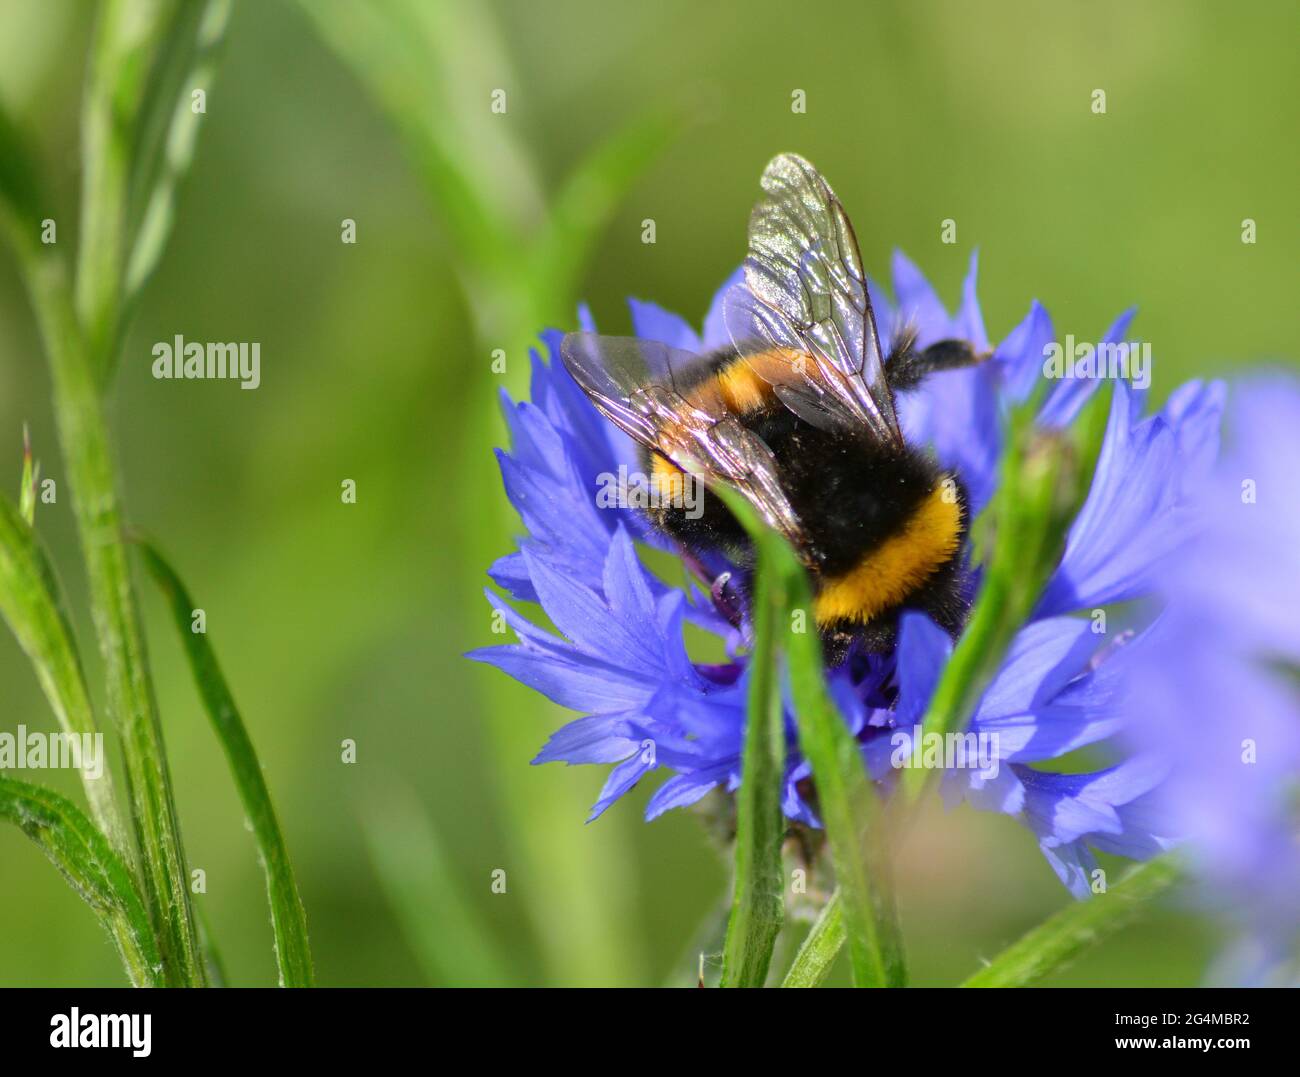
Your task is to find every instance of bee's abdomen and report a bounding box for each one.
[740,395,968,635]
[812,481,964,627]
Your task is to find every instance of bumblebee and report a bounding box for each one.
[561,154,983,662]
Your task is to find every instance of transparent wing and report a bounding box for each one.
[559,332,805,546]
[724,153,901,445]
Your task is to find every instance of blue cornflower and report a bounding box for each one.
[468,254,1225,896]
[1124,377,1300,983]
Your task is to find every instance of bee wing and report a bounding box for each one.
[724,153,901,445]
[560,332,806,546]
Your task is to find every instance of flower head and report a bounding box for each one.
[469,255,1225,897]
[1124,377,1300,982]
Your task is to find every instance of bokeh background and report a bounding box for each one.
[1,0,1296,986]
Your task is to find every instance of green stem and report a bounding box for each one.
[719,527,787,987]
[789,611,906,987]
[782,889,844,987]
[195,900,231,988]
[138,540,314,987]
[300,0,685,988]
[24,252,204,987]
[961,856,1183,987]
[76,0,166,377]
[720,490,905,988]
[361,788,516,988]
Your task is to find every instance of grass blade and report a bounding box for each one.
[293,0,540,279]
[719,490,905,988]
[719,526,787,987]
[75,0,174,374]
[0,776,161,986]
[361,787,518,987]
[195,902,231,987]
[74,0,233,384]
[122,0,233,323]
[784,567,906,987]
[22,255,206,987]
[782,889,844,987]
[296,0,676,346]
[961,856,1183,987]
[0,491,128,855]
[3,2,230,989]
[530,109,680,319]
[303,0,665,987]
[0,99,47,263]
[137,540,314,987]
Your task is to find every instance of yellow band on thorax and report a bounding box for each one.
[691,348,812,415]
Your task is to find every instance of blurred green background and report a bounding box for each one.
[0,0,1295,987]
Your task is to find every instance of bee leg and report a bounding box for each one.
[887,329,987,392]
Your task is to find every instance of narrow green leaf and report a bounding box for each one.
[962,856,1183,987]
[2,3,220,988]
[293,0,541,281]
[782,889,844,988]
[195,902,231,988]
[294,0,530,357]
[122,0,233,324]
[719,525,787,988]
[75,0,176,375]
[0,491,128,854]
[0,98,48,262]
[23,253,205,987]
[305,0,660,986]
[784,562,906,988]
[361,787,518,988]
[389,0,546,235]
[0,776,161,987]
[530,109,680,320]
[719,490,905,988]
[137,540,314,987]
[70,0,233,384]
